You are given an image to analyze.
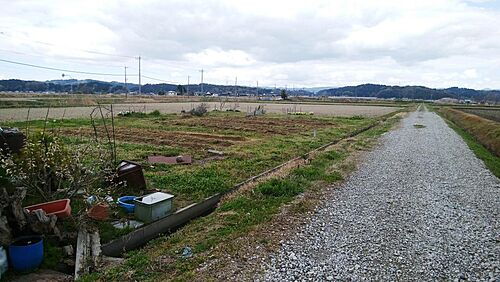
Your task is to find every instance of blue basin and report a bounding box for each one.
[118,196,137,213]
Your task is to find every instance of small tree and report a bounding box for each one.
[280,89,288,100]
[189,103,209,116]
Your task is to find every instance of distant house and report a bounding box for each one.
[435,98,459,104]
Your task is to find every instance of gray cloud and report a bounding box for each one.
[0,0,500,88]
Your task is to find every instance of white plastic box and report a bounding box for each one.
[134,192,174,223]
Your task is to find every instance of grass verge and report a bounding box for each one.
[443,118,500,178]
[439,108,500,156]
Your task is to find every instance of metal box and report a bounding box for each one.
[134,192,174,223]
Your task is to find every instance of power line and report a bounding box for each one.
[0,58,131,76]
[0,48,132,70]
[0,57,187,85]
[141,74,180,84]
[0,31,137,59]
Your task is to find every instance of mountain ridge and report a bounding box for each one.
[0,79,499,103]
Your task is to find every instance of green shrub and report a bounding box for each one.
[0,132,115,201]
[149,110,161,116]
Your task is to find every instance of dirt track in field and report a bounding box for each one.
[0,102,398,121]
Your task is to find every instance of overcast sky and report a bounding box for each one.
[1,0,500,89]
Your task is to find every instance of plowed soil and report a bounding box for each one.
[171,116,339,135]
[59,127,247,149]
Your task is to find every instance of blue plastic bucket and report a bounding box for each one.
[8,236,43,272]
[118,196,137,213]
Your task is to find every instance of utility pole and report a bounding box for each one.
[199,69,204,94]
[256,80,259,96]
[124,66,128,98]
[187,75,190,95]
[234,76,238,96]
[138,56,141,95]
[62,73,73,94]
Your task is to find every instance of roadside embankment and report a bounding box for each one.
[439,108,500,156]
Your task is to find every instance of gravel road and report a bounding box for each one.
[261,109,500,281]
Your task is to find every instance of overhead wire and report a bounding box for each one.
[0,31,200,86]
[0,58,132,76]
[0,31,137,59]
[0,48,132,70]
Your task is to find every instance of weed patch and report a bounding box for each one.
[256,178,304,197]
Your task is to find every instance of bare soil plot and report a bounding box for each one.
[59,127,247,149]
[0,102,399,121]
[170,115,339,135]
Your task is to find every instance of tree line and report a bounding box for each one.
[317,84,500,103]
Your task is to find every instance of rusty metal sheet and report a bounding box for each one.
[147,155,192,165]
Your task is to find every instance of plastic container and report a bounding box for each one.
[118,196,137,213]
[88,203,110,221]
[115,160,146,191]
[8,236,43,272]
[0,246,7,278]
[25,199,71,218]
[134,192,174,223]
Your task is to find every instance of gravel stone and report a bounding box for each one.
[260,110,500,281]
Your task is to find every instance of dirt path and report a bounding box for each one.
[0,102,398,121]
[260,109,500,281]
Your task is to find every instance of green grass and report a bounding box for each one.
[149,166,232,200]
[4,111,375,205]
[256,178,305,197]
[83,113,403,282]
[445,119,500,178]
[41,240,64,270]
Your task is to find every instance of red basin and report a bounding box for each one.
[25,199,72,218]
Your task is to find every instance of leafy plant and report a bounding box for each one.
[0,132,115,201]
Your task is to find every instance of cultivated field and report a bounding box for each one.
[4,108,399,245]
[457,108,500,122]
[1,97,406,281]
[0,102,398,121]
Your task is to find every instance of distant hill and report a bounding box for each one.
[0,79,278,96]
[317,84,500,103]
[0,79,499,103]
